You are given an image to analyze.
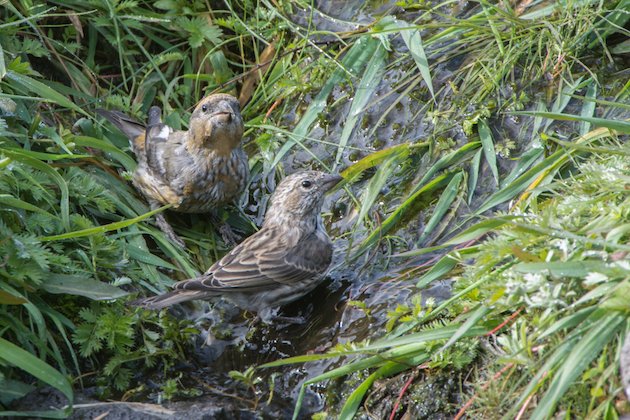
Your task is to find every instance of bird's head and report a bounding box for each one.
[264,171,343,229]
[189,94,244,155]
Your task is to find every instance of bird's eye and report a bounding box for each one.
[201,104,208,112]
[301,180,312,188]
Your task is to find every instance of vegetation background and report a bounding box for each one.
[0,0,629,418]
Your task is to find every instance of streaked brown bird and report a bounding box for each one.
[97,94,249,247]
[135,171,342,321]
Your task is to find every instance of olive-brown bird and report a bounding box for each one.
[97,94,249,247]
[135,171,342,321]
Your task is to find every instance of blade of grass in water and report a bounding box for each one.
[419,171,463,243]
[270,36,380,172]
[334,42,387,169]
[478,119,499,186]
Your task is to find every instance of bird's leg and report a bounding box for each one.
[218,222,241,247]
[209,210,242,247]
[150,202,186,248]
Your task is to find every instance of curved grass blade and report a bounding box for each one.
[0,337,73,418]
[0,194,58,219]
[340,142,422,183]
[2,149,70,229]
[270,36,379,171]
[579,80,597,136]
[339,354,428,420]
[411,142,481,196]
[72,135,137,171]
[334,42,387,169]
[40,204,172,241]
[5,71,87,116]
[355,152,405,226]
[467,149,482,204]
[419,171,463,243]
[478,119,498,186]
[510,111,630,133]
[530,313,625,419]
[354,172,453,257]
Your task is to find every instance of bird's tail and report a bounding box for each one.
[96,109,146,155]
[131,290,210,310]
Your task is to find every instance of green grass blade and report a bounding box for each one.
[419,171,463,242]
[467,149,482,204]
[0,337,73,418]
[356,152,404,225]
[478,119,499,186]
[270,36,379,171]
[579,80,597,136]
[530,313,626,419]
[5,71,87,116]
[0,194,59,219]
[40,205,172,241]
[510,111,630,133]
[354,173,453,257]
[2,149,70,229]
[334,42,387,169]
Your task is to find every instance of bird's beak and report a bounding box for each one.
[321,174,343,192]
[209,101,235,123]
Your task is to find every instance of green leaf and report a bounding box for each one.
[0,194,58,219]
[40,205,172,241]
[5,71,87,116]
[478,119,498,186]
[530,313,625,419]
[270,36,379,171]
[419,171,463,242]
[41,274,128,300]
[0,338,73,418]
[513,261,609,277]
[335,42,387,168]
[510,111,630,134]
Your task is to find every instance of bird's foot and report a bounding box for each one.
[218,222,241,247]
[156,214,186,248]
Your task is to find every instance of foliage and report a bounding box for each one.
[0,0,629,418]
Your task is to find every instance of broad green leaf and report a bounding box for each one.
[41,274,128,300]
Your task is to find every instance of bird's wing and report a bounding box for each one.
[173,227,332,293]
[143,108,193,184]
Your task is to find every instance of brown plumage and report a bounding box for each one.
[97,94,249,247]
[135,171,342,321]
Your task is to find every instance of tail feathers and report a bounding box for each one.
[131,290,211,310]
[96,109,146,143]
